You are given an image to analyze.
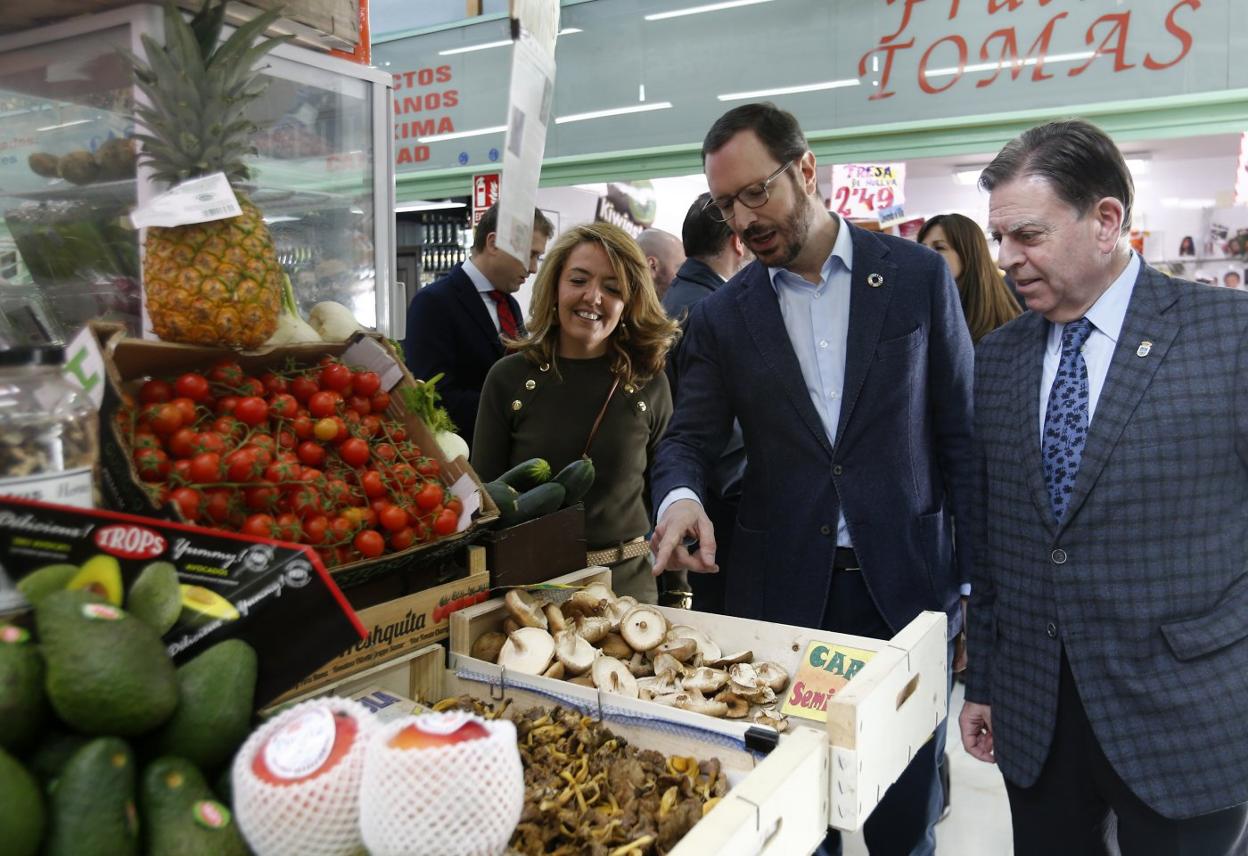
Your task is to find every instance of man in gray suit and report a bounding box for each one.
[961,119,1248,855]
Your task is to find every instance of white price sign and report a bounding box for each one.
[831,163,905,220]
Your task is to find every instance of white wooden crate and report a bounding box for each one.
[448,566,947,832]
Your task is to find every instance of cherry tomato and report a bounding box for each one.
[193,431,227,455]
[170,397,198,426]
[265,460,300,483]
[236,377,265,398]
[359,415,381,439]
[297,441,326,468]
[215,395,240,416]
[303,515,329,544]
[212,416,243,441]
[171,458,193,483]
[433,507,458,536]
[290,375,319,403]
[242,514,276,539]
[360,470,386,499]
[134,448,170,482]
[269,393,298,419]
[260,372,289,396]
[347,395,372,417]
[352,371,381,397]
[329,515,354,541]
[320,363,352,392]
[225,448,261,482]
[338,437,370,468]
[353,529,385,558]
[374,443,397,463]
[148,403,184,436]
[289,486,322,518]
[415,481,444,512]
[379,503,409,533]
[167,427,197,459]
[391,463,417,486]
[313,418,339,442]
[370,391,391,413]
[203,488,233,523]
[174,372,211,402]
[308,391,339,419]
[244,485,278,511]
[277,430,296,450]
[292,415,314,440]
[275,513,302,542]
[209,360,244,385]
[140,379,174,405]
[445,497,464,517]
[189,452,222,484]
[234,396,269,427]
[416,458,441,478]
[247,436,276,460]
[389,527,416,551]
[387,425,408,444]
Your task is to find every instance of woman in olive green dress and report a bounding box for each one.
[472,222,680,602]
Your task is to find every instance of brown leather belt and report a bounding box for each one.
[586,536,649,567]
[834,546,861,571]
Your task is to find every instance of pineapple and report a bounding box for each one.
[125,1,290,348]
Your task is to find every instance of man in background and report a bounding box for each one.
[404,203,553,446]
[637,227,685,301]
[662,192,752,613]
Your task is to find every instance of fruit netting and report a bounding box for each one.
[359,713,524,856]
[232,697,375,856]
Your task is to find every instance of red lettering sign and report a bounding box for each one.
[94,524,167,560]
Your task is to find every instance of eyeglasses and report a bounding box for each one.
[703,161,793,222]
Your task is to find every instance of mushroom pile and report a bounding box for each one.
[468,584,790,732]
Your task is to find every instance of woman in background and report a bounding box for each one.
[473,222,680,602]
[918,213,1022,342]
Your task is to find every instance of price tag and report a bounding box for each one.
[780,639,876,723]
[831,163,905,220]
[130,173,243,229]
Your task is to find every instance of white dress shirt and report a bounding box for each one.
[1038,252,1140,438]
[462,257,503,333]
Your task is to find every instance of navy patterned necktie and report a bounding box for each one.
[1043,317,1095,523]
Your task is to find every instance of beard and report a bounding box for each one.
[740,178,813,269]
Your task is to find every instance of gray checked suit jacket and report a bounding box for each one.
[965,263,1248,819]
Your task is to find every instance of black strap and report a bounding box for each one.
[583,376,620,458]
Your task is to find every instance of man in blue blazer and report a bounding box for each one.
[650,103,975,855]
[404,204,552,443]
[961,120,1248,855]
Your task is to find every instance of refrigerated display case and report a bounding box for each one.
[0,3,396,345]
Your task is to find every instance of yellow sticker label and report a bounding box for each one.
[779,640,877,723]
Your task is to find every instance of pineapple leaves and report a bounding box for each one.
[189,0,227,60]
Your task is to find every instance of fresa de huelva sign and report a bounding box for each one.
[859,0,1202,100]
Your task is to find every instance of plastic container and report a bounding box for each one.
[0,345,97,508]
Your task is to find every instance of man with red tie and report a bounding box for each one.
[404,203,553,447]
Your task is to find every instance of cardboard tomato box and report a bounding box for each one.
[0,495,366,706]
[90,324,498,590]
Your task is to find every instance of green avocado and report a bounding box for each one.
[15,563,79,607]
[179,584,240,625]
[147,639,257,774]
[126,561,182,635]
[43,737,139,856]
[141,757,248,856]
[0,624,46,752]
[37,590,178,736]
[0,747,44,856]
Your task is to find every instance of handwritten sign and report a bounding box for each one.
[831,163,905,220]
[780,639,877,724]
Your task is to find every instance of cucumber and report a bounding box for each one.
[553,458,595,507]
[483,480,520,518]
[497,457,552,492]
[500,482,566,527]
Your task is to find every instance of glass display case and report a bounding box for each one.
[0,4,396,345]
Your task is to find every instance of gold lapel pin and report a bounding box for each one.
[1136,341,1152,358]
[867,273,884,288]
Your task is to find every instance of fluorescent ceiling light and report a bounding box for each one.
[1161,197,1215,210]
[924,50,1095,79]
[645,0,773,21]
[555,101,672,124]
[36,118,92,132]
[418,124,506,143]
[1124,157,1150,175]
[954,168,984,186]
[395,201,467,213]
[717,78,859,101]
[437,27,581,56]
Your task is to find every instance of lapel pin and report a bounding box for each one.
[1136,340,1152,358]
[867,272,884,288]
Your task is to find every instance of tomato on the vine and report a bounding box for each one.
[269,393,298,419]
[170,397,198,426]
[290,375,319,403]
[338,437,370,468]
[308,391,339,419]
[303,515,329,544]
[265,460,300,483]
[209,360,244,385]
[370,391,391,413]
[242,514,276,538]
[360,470,386,499]
[313,418,339,442]
[320,363,352,392]
[140,379,174,405]
[289,486,322,518]
[134,448,170,482]
[275,513,302,542]
[433,507,458,536]
[260,372,289,396]
[203,488,232,524]
[194,431,227,455]
[416,458,441,478]
[352,371,381,397]
[167,427,197,459]
[189,452,222,484]
[347,395,372,417]
[236,377,265,398]
[374,443,397,463]
[415,481,444,511]
[171,458,193,483]
[244,485,278,511]
[390,527,416,551]
[391,463,417,486]
[353,529,385,558]
[174,372,211,402]
[297,441,326,468]
[215,395,240,416]
[148,403,184,436]
[291,415,314,440]
[225,448,261,483]
[379,503,409,532]
[234,396,269,427]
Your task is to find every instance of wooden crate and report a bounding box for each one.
[281,642,831,855]
[448,567,948,832]
[0,1,360,49]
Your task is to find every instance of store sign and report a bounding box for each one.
[831,164,905,220]
[391,63,460,168]
[472,173,500,225]
[781,639,877,724]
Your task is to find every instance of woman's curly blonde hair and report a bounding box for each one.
[509,221,680,386]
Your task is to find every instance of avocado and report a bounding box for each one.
[180,584,240,624]
[37,590,178,736]
[43,737,138,856]
[148,639,257,774]
[141,757,248,856]
[0,624,46,752]
[15,562,79,607]
[127,561,182,635]
[25,729,89,789]
[68,554,124,606]
[0,747,44,856]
